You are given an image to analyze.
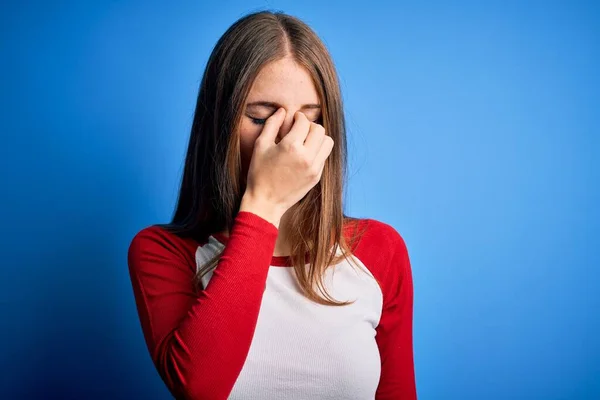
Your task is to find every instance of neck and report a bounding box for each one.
[272,210,293,256]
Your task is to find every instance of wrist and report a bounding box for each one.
[239,192,284,229]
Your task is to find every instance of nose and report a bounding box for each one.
[276,112,296,142]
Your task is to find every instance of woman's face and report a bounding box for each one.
[237,57,322,183]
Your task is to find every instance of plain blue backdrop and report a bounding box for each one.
[1,1,598,399]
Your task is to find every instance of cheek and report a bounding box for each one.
[238,121,261,165]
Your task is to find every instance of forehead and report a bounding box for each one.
[246,57,319,105]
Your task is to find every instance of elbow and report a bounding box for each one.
[155,345,227,400]
[155,351,202,400]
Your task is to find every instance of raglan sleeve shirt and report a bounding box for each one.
[128,211,280,400]
[372,231,417,399]
[127,211,416,399]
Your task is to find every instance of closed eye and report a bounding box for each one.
[250,117,267,125]
[248,115,321,126]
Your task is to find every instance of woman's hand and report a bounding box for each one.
[240,108,334,226]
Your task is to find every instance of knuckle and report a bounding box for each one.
[281,141,294,152]
[254,137,265,148]
[308,164,321,178]
[301,157,312,169]
[289,141,302,154]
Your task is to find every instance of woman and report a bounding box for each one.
[128,10,416,400]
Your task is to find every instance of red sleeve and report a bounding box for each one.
[375,232,417,400]
[127,211,279,400]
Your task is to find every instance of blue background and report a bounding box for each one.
[1,1,598,399]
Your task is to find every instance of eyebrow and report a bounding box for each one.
[246,101,321,110]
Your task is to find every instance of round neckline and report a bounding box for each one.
[210,232,309,267]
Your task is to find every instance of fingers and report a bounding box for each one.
[272,112,332,170]
[313,135,334,170]
[304,122,326,161]
[282,111,312,145]
[258,108,286,144]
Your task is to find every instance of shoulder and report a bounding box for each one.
[128,224,202,271]
[344,217,408,259]
[344,217,411,291]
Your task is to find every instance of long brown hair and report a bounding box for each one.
[158,10,368,306]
